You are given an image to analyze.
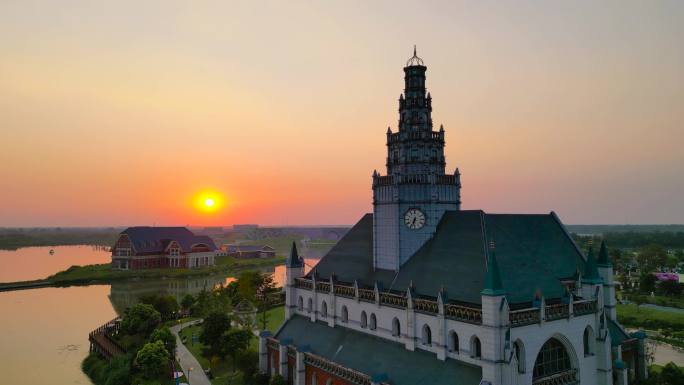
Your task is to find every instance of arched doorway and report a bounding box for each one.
[532,338,577,384]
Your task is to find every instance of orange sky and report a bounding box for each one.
[1,1,683,226]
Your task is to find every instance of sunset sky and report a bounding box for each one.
[1,1,682,227]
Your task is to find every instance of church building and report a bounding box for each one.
[259,49,648,385]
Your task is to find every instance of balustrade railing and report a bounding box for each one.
[294,278,313,290]
[532,369,578,385]
[573,300,596,316]
[510,308,541,327]
[304,353,374,385]
[413,298,438,314]
[445,303,482,324]
[334,284,355,298]
[545,303,569,321]
[358,289,376,303]
[379,292,408,308]
[316,281,331,293]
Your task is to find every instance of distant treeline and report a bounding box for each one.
[566,224,684,235]
[0,229,120,250]
[571,231,684,250]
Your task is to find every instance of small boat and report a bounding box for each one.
[49,249,55,255]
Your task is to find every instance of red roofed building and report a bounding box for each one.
[111,227,218,270]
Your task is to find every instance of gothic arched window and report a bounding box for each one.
[448,330,459,352]
[321,301,328,318]
[297,296,303,311]
[514,340,525,373]
[341,306,348,323]
[360,311,368,328]
[533,338,574,383]
[307,298,313,313]
[369,313,377,330]
[584,327,594,356]
[422,324,432,345]
[392,317,401,337]
[471,336,481,359]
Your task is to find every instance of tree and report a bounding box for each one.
[658,280,684,296]
[236,350,259,382]
[121,303,161,335]
[149,327,176,354]
[269,374,288,385]
[636,244,668,273]
[200,312,232,354]
[181,294,196,312]
[219,329,252,363]
[135,340,169,378]
[639,273,657,294]
[140,294,180,321]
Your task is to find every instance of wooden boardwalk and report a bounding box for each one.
[88,317,126,360]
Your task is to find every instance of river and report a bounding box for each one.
[0,245,318,385]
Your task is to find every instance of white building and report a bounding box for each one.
[259,49,647,385]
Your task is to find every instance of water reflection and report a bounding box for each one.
[0,245,111,282]
[109,276,227,314]
[0,285,117,385]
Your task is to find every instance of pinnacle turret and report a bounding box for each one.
[597,240,611,267]
[582,246,602,284]
[286,241,303,268]
[482,250,505,296]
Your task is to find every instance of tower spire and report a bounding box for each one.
[597,240,611,267]
[286,241,303,268]
[582,246,602,284]
[482,243,505,296]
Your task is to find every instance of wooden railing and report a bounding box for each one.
[532,369,578,385]
[88,317,125,360]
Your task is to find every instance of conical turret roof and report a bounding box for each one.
[582,246,602,284]
[597,240,611,267]
[481,250,505,296]
[286,241,303,268]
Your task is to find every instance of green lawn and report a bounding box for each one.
[0,256,285,288]
[617,304,684,331]
[178,306,284,385]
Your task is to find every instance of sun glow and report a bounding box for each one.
[193,190,224,213]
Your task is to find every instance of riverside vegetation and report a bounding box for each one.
[83,271,284,385]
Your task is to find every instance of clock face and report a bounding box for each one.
[404,208,426,230]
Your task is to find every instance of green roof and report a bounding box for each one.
[311,210,588,304]
[597,240,611,267]
[582,246,602,284]
[481,251,505,296]
[276,316,482,385]
[608,318,633,347]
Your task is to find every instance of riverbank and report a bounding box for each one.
[0,256,285,292]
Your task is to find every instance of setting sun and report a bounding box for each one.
[192,190,224,213]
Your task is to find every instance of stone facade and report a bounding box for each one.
[261,49,647,385]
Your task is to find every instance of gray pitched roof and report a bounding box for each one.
[121,227,217,254]
[310,210,586,305]
[276,316,482,385]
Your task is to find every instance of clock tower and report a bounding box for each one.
[372,47,461,271]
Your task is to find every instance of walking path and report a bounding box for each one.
[170,320,211,385]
